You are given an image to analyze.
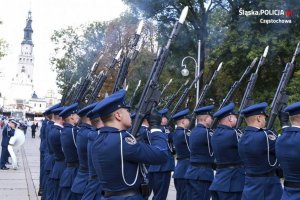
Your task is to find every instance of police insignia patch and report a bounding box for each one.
[267,134,276,141]
[125,137,137,145]
[186,130,191,136]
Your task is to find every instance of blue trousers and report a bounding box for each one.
[281,187,300,200]
[149,171,171,200]
[187,180,211,200]
[0,146,9,167]
[174,178,188,200]
[211,191,242,200]
[81,179,102,200]
[39,151,45,191]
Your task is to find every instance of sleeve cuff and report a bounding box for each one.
[150,128,162,133]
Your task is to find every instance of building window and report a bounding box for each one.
[40,104,41,107]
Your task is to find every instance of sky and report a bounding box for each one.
[0,0,127,98]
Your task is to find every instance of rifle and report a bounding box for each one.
[112,21,144,93]
[236,47,269,128]
[86,49,122,104]
[131,6,188,137]
[210,58,257,129]
[189,62,223,128]
[163,79,190,110]
[266,42,300,130]
[170,74,202,117]
[129,80,141,107]
[72,62,98,105]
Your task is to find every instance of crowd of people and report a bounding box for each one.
[36,88,300,200]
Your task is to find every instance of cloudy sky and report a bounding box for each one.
[0,0,127,98]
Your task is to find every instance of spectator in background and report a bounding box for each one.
[31,122,37,138]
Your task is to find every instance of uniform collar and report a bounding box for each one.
[196,123,206,128]
[63,122,74,128]
[244,126,262,132]
[100,126,120,133]
[79,122,93,129]
[217,124,233,130]
[176,126,185,130]
[292,125,300,128]
[285,126,300,132]
[54,123,64,128]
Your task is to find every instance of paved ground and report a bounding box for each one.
[0,126,176,200]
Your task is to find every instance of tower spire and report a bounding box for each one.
[22,11,33,45]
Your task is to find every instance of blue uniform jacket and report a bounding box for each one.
[210,124,245,192]
[172,127,190,179]
[39,119,48,151]
[81,129,102,200]
[91,126,168,192]
[60,123,79,163]
[1,125,15,147]
[185,124,214,181]
[49,123,66,179]
[60,123,79,187]
[71,123,93,194]
[239,126,278,175]
[44,121,55,172]
[148,125,175,173]
[276,126,300,199]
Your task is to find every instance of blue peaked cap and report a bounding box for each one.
[86,101,102,119]
[284,102,300,116]
[241,102,268,117]
[213,102,236,119]
[194,105,214,115]
[52,106,65,115]
[78,102,98,117]
[59,103,78,118]
[43,103,61,115]
[159,108,168,116]
[172,108,190,120]
[90,89,130,118]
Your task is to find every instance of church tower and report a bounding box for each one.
[10,11,34,101]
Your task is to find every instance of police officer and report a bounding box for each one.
[58,103,80,199]
[0,119,17,170]
[185,105,215,200]
[148,108,175,200]
[81,110,104,200]
[209,102,245,200]
[171,108,191,200]
[48,106,66,199]
[43,103,61,200]
[276,101,300,199]
[238,102,282,200]
[91,89,169,199]
[71,102,98,199]
[38,113,48,196]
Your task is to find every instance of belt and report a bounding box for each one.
[89,175,98,180]
[284,181,300,188]
[246,171,276,177]
[104,189,139,197]
[67,162,79,168]
[176,157,189,161]
[79,165,88,172]
[216,163,242,169]
[191,163,213,168]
